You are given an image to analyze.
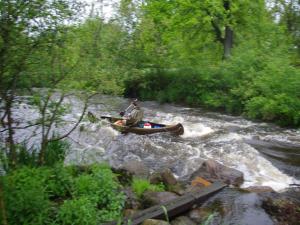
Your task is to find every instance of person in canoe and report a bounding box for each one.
[114,99,144,126]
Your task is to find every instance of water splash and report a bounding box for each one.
[1,94,299,191]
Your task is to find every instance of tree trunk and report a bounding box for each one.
[223,0,233,59]
[5,97,16,168]
[38,139,48,166]
[223,26,233,59]
[0,179,8,225]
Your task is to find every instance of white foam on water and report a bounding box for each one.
[202,139,299,191]
[182,123,214,138]
[151,112,215,138]
[3,95,300,192]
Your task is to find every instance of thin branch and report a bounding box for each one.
[44,93,65,140]
[49,100,88,142]
[0,122,41,133]
[40,92,52,142]
[49,93,98,142]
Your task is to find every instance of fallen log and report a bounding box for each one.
[104,181,227,225]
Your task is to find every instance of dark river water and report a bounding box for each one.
[2,94,300,224]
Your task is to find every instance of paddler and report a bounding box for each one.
[114,99,144,126]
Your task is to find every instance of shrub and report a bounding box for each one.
[90,164,125,222]
[44,140,69,167]
[0,140,69,172]
[45,164,74,199]
[71,164,125,222]
[3,167,52,225]
[2,164,125,224]
[132,178,165,198]
[57,197,98,225]
[73,174,101,202]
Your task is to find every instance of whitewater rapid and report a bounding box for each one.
[1,95,300,191]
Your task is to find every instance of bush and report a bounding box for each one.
[2,164,125,225]
[3,167,52,225]
[44,140,69,167]
[132,178,165,198]
[125,46,300,127]
[0,140,69,172]
[90,164,125,222]
[57,197,98,225]
[45,164,74,199]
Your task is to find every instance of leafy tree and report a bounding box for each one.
[0,0,82,167]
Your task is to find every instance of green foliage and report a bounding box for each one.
[126,31,300,126]
[3,167,51,225]
[90,164,126,222]
[44,140,69,167]
[45,164,74,199]
[132,178,165,198]
[57,197,98,225]
[119,0,300,127]
[2,164,125,225]
[0,140,69,171]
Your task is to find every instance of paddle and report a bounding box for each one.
[100,115,112,119]
[87,111,117,124]
[87,100,137,123]
[119,99,138,116]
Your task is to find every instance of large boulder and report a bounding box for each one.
[122,160,150,179]
[188,208,211,223]
[122,187,141,209]
[143,191,179,207]
[262,197,300,225]
[150,168,178,186]
[190,159,244,186]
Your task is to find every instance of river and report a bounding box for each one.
[2,94,300,224]
[73,95,300,191]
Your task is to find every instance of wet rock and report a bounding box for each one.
[191,176,212,187]
[243,186,275,193]
[112,168,133,185]
[190,159,244,186]
[170,216,196,225]
[122,187,141,209]
[143,191,179,207]
[188,208,210,223]
[149,172,163,184]
[150,169,184,194]
[262,197,300,225]
[122,160,150,179]
[282,188,300,203]
[167,183,185,196]
[142,219,170,225]
[150,168,177,186]
[184,185,204,194]
[161,169,178,186]
[123,209,138,217]
[187,199,227,224]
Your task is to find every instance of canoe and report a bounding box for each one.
[101,116,184,135]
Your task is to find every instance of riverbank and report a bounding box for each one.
[111,159,300,225]
[2,94,300,224]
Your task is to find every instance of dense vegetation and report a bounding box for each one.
[0,0,300,224]
[121,0,300,127]
[1,0,299,128]
[3,164,126,225]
